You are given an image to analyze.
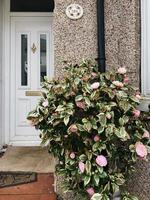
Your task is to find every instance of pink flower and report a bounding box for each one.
[86,187,95,196]
[70,152,76,159]
[133,109,140,118]
[69,124,78,133]
[106,113,112,119]
[91,82,100,90]
[96,155,107,167]
[136,94,141,100]
[42,99,49,107]
[94,135,100,142]
[142,130,150,139]
[76,101,86,109]
[123,76,129,84]
[112,81,124,88]
[79,162,85,173]
[117,67,127,74]
[91,72,97,78]
[135,142,148,158]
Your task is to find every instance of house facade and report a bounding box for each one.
[0,0,149,199]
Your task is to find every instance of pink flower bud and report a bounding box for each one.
[106,113,112,119]
[142,130,150,139]
[91,82,100,90]
[76,101,86,109]
[42,99,49,107]
[91,72,97,78]
[136,94,141,100]
[135,142,148,158]
[112,81,124,88]
[79,162,85,173]
[86,187,95,196]
[96,155,107,167]
[117,67,127,74]
[94,135,100,142]
[69,124,78,133]
[70,152,76,159]
[123,76,129,84]
[133,109,140,118]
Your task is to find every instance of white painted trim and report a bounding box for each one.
[2,0,10,145]
[2,0,54,146]
[141,0,150,97]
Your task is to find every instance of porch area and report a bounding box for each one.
[0,146,56,200]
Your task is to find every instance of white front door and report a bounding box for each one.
[10,16,53,146]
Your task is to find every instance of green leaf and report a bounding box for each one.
[119,118,125,126]
[75,95,83,101]
[115,127,129,141]
[74,77,80,85]
[130,96,140,103]
[84,97,91,106]
[85,160,91,174]
[56,105,64,112]
[64,116,70,126]
[84,176,91,186]
[79,154,87,162]
[98,113,106,127]
[93,174,100,186]
[84,122,92,132]
[92,142,99,152]
[98,127,104,134]
[91,193,102,200]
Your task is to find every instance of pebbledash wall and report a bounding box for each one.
[53,1,150,200]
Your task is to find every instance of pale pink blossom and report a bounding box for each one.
[117,67,127,74]
[142,130,150,139]
[91,72,97,78]
[94,135,100,142]
[136,94,141,100]
[123,76,129,84]
[91,82,100,90]
[76,101,86,109]
[96,155,107,167]
[106,113,112,119]
[86,187,95,196]
[133,109,140,118]
[70,152,76,159]
[42,99,49,107]
[79,162,85,173]
[112,81,124,88]
[69,124,78,133]
[135,142,148,158]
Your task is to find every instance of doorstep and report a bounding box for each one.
[0,146,56,200]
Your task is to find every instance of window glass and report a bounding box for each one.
[21,34,28,86]
[40,34,47,83]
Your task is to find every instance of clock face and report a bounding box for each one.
[66,4,83,20]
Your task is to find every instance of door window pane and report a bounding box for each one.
[40,34,47,83]
[21,34,28,86]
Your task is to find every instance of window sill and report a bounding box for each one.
[138,96,150,111]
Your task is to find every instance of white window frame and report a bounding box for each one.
[141,0,150,97]
[140,0,150,111]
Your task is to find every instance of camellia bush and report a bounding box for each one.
[27,61,150,200]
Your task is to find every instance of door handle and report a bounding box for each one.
[31,43,37,53]
[25,91,42,96]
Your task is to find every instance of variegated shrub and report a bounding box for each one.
[27,61,150,200]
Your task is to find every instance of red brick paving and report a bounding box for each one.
[0,173,56,200]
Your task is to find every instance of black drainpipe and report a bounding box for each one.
[97,0,106,72]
